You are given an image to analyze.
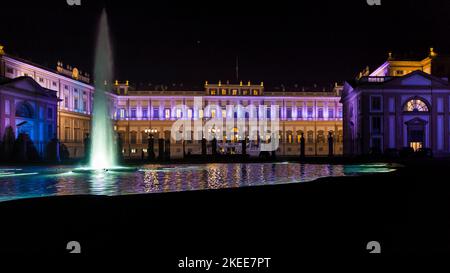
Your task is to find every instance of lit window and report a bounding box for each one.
[286,108,292,119]
[318,108,324,119]
[211,109,216,118]
[176,108,182,118]
[187,109,193,119]
[120,109,126,118]
[165,109,171,119]
[222,109,227,118]
[253,90,259,96]
[131,149,136,154]
[199,109,204,119]
[328,109,334,119]
[307,108,313,118]
[153,109,159,119]
[297,108,303,119]
[232,89,238,96]
[210,89,217,95]
[404,99,429,112]
[222,89,228,95]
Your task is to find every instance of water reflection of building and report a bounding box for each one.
[112,82,344,159]
[0,48,94,158]
[342,49,450,157]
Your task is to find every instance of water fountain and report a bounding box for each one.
[89,9,117,170]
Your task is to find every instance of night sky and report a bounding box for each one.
[2,0,450,89]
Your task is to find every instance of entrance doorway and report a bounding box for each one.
[405,118,427,152]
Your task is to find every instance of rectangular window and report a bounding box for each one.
[232,89,238,96]
[210,89,217,95]
[222,109,227,118]
[131,109,137,118]
[52,81,57,87]
[211,109,216,118]
[120,108,126,118]
[338,108,343,118]
[307,107,313,118]
[142,109,148,118]
[165,108,171,119]
[371,116,382,134]
[328,109,334,119]
[74,98,79,110]
[253,89,259,96]
[371,96,382,112]
[39,77,44,83]
[297,108,302,119]
[65,96,69,108]
[64,85,69,90]
[82,100,87,112]
[188,109,193,119]
[318,108,324,119]
[266,108,271,119]
[48,124,53,139]
[153,109,159,119]
[286,108,292,119]
[199,109,204,119]
[176,108,182,118]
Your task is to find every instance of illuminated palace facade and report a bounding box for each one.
[342,49,450,157]
[0,48,94,158]
[0,45,343,159]
[112,82,343,159]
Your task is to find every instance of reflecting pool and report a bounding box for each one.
[0,163,396,202]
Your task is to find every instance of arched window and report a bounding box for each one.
[403,98,429,112]
[15,102,34,118]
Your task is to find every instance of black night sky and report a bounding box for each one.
[2,0,450,89]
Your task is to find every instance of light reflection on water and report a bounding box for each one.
[0,163,395,202]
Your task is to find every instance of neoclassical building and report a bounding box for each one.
[0,46,94,158]
[0,76,58,157]
[112,82,343,159]
[0,44,344,159]
[342,49,450,157]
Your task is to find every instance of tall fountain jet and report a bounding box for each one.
[89,9,117,169]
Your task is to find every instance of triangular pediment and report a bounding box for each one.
[384,70,449,88]
[5,76,43,92]
[400,73,432,86]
